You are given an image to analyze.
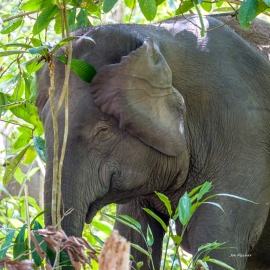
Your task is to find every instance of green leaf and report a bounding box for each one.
[57,55,97,83]
[91,220,112,235]
[138,0,156,21]
[257,1,268,15]
[104,214,140,233]
[178,192,191,226]
[119,215,142,230]
[146,225,154,246]
[5,43,33,49]
[124,0,136,8]
[0,50,28,57]
[22,0,54,11]
[215,1,223,7]
[263,0,270,5]
[14,133,32,150]
[0,230,16,260]
[25,58,45,74]
[31,221,47,267]
[77,7,91,28]
[197,181,212,201]
[143,208,167,232]
[29,46,47,54]
[190,201,202,213]
[68,6,77,31]
[193,0,205,37]
[172,235,182,245]
[130,243,151,257]
[197,259,210,270]
[33,136,46,162]
[216,194,257,204]
[23,145,38,164]
[51,36,95,55]
[155,192,172,216]
[188,184,203,197]
[203,202,224,213]
[13,224,27,261]
[0,184,12,198]
[3,145,30,185]
[103,0,118,12]
[10,103,44,136]
[0,42,7,51]
[11,78,25,101]
[136,261,144,270]
[33,5,60,36]
[83,0,98,12]
[206,258,235,270]
[238,0,258,29]
[92,234,104,245]
[30,208,51,227]
[175,1,194,15]
[31,38,42,47]
[0,93,8,114]
[1,18,23,34]
[201,2,212,12]
[156,0,166,6]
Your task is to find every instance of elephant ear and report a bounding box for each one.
[90,38,186,156]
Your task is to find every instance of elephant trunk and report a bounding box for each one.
[44,159,90,238]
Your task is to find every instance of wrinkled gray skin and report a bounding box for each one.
[37,15,270,270]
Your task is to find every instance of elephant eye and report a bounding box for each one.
[94,127,108,137]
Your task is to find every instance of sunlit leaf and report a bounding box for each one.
[3,145,30,185]
[5,43,33,49]
[9,219,24,229]
[0,50,28,57]
[197,182,212,201]
[0,18,23,34]
[130,243,151,257]
[138,0,156,21]
[206,258,235,270]
[104,214,140,233]
[33,5,60,35]
[175,1,194,15]
[29,46,47,54]
[119,215,142,230]
[143,208,167,232]
[124,0,136,8]
[155,192,172,216]
[203,202,224,213]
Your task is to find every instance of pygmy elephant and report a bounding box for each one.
[36,15,270,270]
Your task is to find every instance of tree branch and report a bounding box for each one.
[3,9,44,23]
[0,119,34,132]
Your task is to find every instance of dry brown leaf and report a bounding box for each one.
[46,262,53,270]
[77,237,97,253]
[31,233,47,261]
[0,259,34,270]
[41,236,59,252]
[67,249,81,270]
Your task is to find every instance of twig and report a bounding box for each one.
[15,58,22,102]
[55,207,74,228]
[0,119,34,132]
[3,9,44,22]
[18,162,34,198]
[48,55,59,227]
[0,55,24,79]
[179,3,236,32]
[13,240,44,261]
[24,184,32,261]
[0,100,34,109]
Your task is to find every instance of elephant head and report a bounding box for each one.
[36,28,189,237]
